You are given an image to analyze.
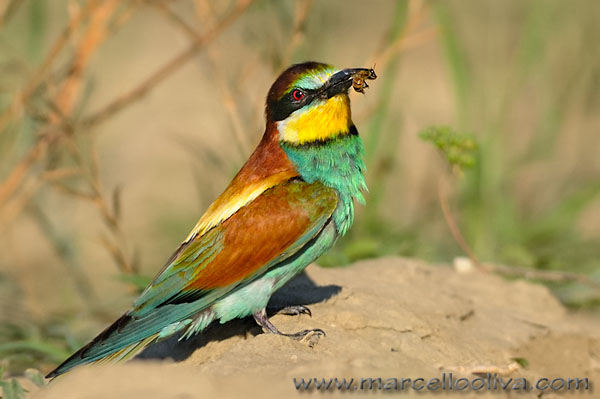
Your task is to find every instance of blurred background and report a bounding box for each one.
[0,0,599,375]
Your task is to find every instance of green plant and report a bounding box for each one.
[0,365,26,399]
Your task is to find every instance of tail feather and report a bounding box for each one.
[47,334,159,379]
[45,313,163,379]
[46,300,213,379]
[45,314,133,378]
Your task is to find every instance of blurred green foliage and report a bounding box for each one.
[0,365,26,399]
[418,126,478,173]
[0,364,46,398]
[0,316,74,374]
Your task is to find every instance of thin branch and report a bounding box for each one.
[280,0,313,68]
[80,0,254,128]
[193,0,253,158]
[251,0,313,131]
[0,131,56,206]
[483,262,600,294]
[0,171,45,230]
[28,201,106,317]
[366,0,436,73]
[62,136,137,274]
[154,0,251,159]
[0,0,26,26]
[0,0,97,133]
[40,168,84,181]
[438,175,485,270]
[375,26,438,69]
[54,0,121,117]
[0,0,120,207]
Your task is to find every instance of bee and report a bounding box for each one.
[352,68,377,94]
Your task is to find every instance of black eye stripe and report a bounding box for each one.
[269,88,320,121]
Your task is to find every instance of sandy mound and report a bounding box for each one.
[33,257,599,398]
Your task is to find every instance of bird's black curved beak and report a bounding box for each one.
[322,68,377,98]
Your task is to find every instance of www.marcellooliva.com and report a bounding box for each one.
[293,373,592,393]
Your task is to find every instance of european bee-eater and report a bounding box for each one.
[47,62,376,378]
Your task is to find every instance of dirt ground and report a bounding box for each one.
[18,257,596,398]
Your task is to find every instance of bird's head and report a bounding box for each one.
[266,62,375,145]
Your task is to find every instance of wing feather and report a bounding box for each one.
[132,179,337,313]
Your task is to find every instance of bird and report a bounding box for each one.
[46,61,376,378]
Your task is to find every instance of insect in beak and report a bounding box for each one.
[351,68,377,94]
[323,67,377,98]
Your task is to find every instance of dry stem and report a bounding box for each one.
[81,0,253,128]
[438,175,485,270]
[0,0,97,133]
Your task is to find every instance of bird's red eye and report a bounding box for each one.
[292,89,305,101]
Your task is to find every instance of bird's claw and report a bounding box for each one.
[285,328,325,348]
[285,328,325,339]
[253,308,325,347]
[276,305,312,317]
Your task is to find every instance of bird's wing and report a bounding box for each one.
[47,179,338,377]
[132,178,338,314]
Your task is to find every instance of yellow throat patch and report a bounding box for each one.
[277,94,351,144]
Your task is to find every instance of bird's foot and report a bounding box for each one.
[253,308,325,347]
[273,305,312,317]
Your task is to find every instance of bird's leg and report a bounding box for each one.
[268,305,312,317]
[253,308,325,340]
